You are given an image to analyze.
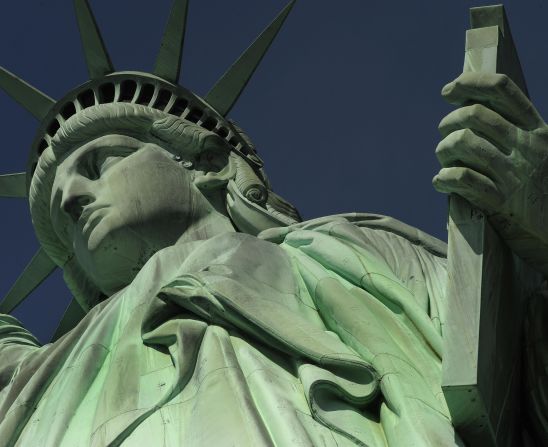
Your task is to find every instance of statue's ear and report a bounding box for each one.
[193,147,237,191]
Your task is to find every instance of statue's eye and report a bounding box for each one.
[82,153,101,180]
[81,147,134,179]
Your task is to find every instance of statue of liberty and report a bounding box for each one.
[0,1,546,445]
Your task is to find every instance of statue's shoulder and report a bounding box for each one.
[259,212,447,259]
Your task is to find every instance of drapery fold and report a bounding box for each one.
[0,214,462,446]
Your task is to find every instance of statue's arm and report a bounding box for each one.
[0,314,40,389]
[433,72,548,275]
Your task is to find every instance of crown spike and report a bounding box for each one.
[154,0,190,83]
[51,298,87,342]
[0,248,57,314]
[205,0,296,116]
[74,0,114,79]
[0,67,55,120]
[0,173,28,198]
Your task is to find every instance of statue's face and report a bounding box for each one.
[50,134,207,294]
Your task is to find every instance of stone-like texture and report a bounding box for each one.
[0,1,547,446]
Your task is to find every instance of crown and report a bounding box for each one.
[0,0,295,338]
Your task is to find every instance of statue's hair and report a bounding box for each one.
[29,103,300,310]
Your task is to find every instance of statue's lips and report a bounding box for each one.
[79,205,109,241]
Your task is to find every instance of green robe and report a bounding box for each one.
[0,214,463,446]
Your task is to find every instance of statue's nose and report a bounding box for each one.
[60,177,95,223]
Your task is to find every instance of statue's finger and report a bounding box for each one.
[432,167,503,213]
[441,72,542,130]
[438,104,516,154]
[435,129,517,193]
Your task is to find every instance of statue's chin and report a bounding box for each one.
[74,221,158,296]
[72,208,197,294]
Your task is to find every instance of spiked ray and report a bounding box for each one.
[0,172,27,198]
[0,248,57,314]
[74,0,114,78]
[154,0,189,83]
[0,67,55,120]
[205,0,296,116]
[51,298,86,342]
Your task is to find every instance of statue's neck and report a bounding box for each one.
[175,211,236,246]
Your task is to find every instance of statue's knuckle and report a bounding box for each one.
[456,128,472,144]
[469,103,484,116]
[465,104,487,123]
[440,130,466,155]
[456,168,472,183]
[494,73,510,90]
[437,168,450,182]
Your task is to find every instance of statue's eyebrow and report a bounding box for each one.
[79,145,136,176]
[85,141,137,160]
[57,135,143,175]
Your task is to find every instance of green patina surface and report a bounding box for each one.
[0,1,547,446]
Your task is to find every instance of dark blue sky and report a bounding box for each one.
[1,0,547,343]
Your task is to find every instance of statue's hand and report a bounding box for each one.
[433,72,548,274]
